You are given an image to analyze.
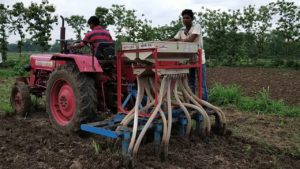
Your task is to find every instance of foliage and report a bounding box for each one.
[0,52,18,67]
[0,71,15,114]
[92,139,102,154]
[50,41,60,52]
[286,60,295,67]
[291,133,300,158]
[13,55,30,76]
[209,83,242,105]
[65,15,86,40]
[25,0,57,52]
[241,5,258,61]
[9,2,26,56]
[271,0,299,42]
[154,18,183,41]
[197,0,299,65]
[95,6,114,28]
[97,4,182,44]
[272,58,285,67]
[198,9,229,61]
[0,52,31,114]
[256,5,273,58]
[0,68,15,77]
[238,88,286,114]
[0,3,9,62]
[269,0,300,59]
[209,83,300,117]
[109,4,144,42]
[0,1,299,65]
[8,39,42,52]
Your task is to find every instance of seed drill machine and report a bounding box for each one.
[11,17,226,160]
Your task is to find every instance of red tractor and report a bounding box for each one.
[11,17,122,133]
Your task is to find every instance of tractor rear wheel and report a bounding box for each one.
[10,82,31,117]
[46,63,97,134]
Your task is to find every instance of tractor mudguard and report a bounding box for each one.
[51,53,103,72]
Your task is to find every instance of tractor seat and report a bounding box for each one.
[95,42,115,60]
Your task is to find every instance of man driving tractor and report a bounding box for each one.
[69,16,113,53]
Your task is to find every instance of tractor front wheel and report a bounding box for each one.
[10,82,31,117]
[46,64,97,133]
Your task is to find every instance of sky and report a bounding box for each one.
[2,0,300,43]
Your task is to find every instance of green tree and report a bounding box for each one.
[95,6,114,28]
[9,2,27,56]
[199,9,230,61]
[50,41,60,52]
[273,0,299,42]
[65,15,86,40]
[136,18,155,41]
[153,18,183,41]
[91,3,299,63]
[109,4,144,42]
[241,5,257,33]
[23,39,34,51]
[8,43,18,52]
[9,39,42,52]
[107,4,182,43]
[0,4,9,62]
[255,5,273,58]
[226,10,245,65]
[296,9,300,42]
[240,5,258,62]
[26,0,57,52]
[271,0,299,58]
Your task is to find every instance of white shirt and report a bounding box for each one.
[174,23,205,64]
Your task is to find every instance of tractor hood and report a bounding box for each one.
[30,54,57,71]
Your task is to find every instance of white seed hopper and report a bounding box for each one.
[121,41,199,63]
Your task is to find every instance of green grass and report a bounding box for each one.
[0,75,15,114]
[1,52,32,67]
[92,139,102,154]
[1,52,31,76]
[291,133,300,158]
[209,83,242,105]
[0,52,36,115]
[0,68,15,77]
[209,83,300,117]
[0,54,30,115]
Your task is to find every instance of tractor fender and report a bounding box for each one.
[51,53,103,72]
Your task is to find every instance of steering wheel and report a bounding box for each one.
[67,41,83,54]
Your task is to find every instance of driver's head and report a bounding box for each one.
[87,16,100,29]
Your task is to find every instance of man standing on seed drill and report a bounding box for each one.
[170,9,208,101]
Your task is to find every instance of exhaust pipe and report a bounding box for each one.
[60,16,65,53]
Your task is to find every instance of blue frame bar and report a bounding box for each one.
[81,124,120,139]
[154,124,162,154]
[121,130,131,155]
[179,116,187,139]
[122,93,132,108]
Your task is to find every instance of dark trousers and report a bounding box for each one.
[188,64,208,101]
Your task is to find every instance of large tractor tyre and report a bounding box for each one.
[10,82,31,117]
[46,64,97,134]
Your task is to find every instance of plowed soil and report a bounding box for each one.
[0,67,299,169]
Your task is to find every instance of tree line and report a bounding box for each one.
[0,0,299,65]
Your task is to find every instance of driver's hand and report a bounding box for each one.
[68,45,75,50]
[69,44,81,50]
